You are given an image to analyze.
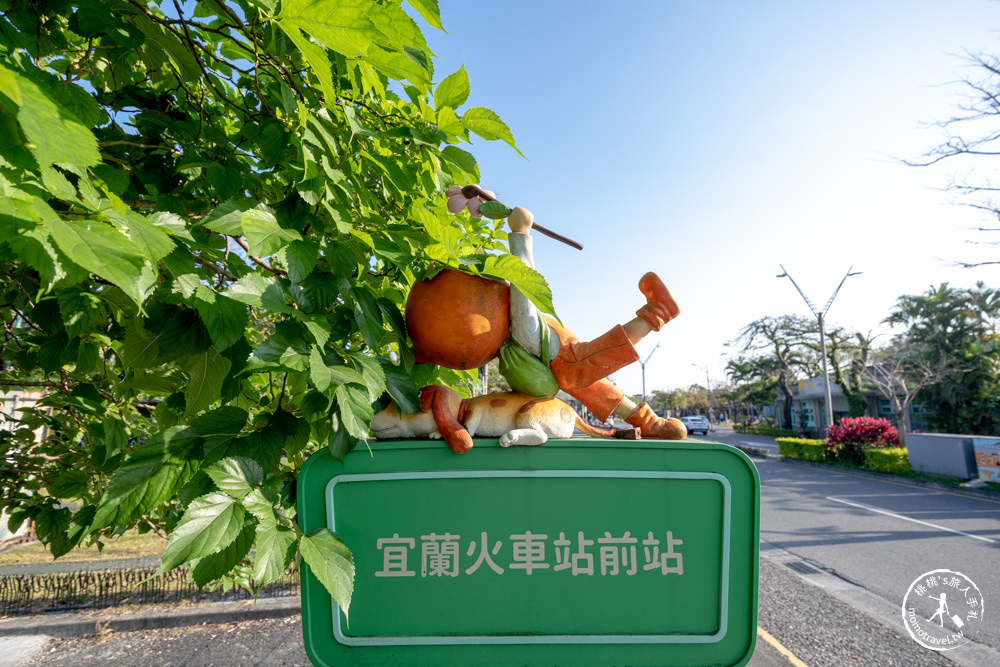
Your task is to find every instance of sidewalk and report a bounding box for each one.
[0,596,301,639]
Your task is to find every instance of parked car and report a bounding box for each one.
[680,415,710,435]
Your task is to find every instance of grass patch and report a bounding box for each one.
[0,529,166,566]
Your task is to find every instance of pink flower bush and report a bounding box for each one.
[827,416,900,448]
[826,416,900,465]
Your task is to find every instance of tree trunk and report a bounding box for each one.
[778,371,793,430]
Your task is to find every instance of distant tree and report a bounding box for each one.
[825,329,875,418]
[724,355,779,418]
[732,315,818,429]
[650,388,686,415]
[883,282,1000,435]
[865,336,954,448]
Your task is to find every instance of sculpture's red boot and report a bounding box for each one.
[635,272,680,332]
[625,403,687,439]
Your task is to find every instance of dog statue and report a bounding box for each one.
[371,384,619,454]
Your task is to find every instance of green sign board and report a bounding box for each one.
[298,438,760,666]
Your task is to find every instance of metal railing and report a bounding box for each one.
[0,566,300,616]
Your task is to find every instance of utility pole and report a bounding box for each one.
[776,265,862,432]
[639,342,660,405]
[690,363,712,421]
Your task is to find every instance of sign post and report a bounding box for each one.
[299,438,760,666]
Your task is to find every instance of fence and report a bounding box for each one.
[0,565,300,616]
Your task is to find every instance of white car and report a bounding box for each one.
[680,415,710,436]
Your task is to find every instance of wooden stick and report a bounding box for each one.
[462,185,584,251]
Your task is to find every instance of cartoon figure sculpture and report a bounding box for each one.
[371,385,620,451]
[376,185,687,453]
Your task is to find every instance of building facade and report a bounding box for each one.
[774,376,928,433]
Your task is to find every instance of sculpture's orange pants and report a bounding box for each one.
[543,317,639,421]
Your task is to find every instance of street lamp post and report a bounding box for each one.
[639,342,660,405]
[776,264,862,432]
[691,363,712,422]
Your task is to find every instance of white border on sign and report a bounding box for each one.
[322,470,732,647]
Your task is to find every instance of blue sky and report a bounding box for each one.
[420,0,1000,396]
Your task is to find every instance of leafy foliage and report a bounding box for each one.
[775,437,827,462]
[825,416,899,465]
[883,282,1000,436]
[0,0,546,614]
[863,447,910,475]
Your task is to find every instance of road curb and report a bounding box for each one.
[0,596,302,638]
[769,455,1000,502]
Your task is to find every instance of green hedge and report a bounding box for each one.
[777,438,828,462]
[864,448,910,475]
[736,424,815,438]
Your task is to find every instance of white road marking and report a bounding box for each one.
[826,496,997,544]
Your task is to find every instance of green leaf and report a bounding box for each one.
[229,426,285,472]
[131,13,202,83]
[47,469,90,499]
[351,286,384,348]
[35,505,73,559]
[192,406,249,437]
[439,145,479,182]
[241,488,278,524]
[284,239,320,283]
[362,46,431,88]
[310,347,366,394]
[47,219,153,308]
[300,528,354,620]
[271,408,310,455]
[479,201,512,220]
[91,427,203,530]
[405,0,444,31]
[204,456,263,500]
[201,201,250,236]
[242,207,302,257]
[482,254,557,319]
[461,107,523,157]
[159,492,246,572]
[121,320,161,369]
[279,23,338,109]
[301,313,331,347]
[126,212,176,262]
[100,416,128,465]
[251,321,311,372]
[181,348,233,415]
[434,65,469,110]
[57,290,104,339]
[328,422,357,461]
[207,162,244,200]
[189,520,255,587]
[346,351,386,402]
[336,383,374,439]
[278,0,378,58]
[379,359,422,414]
[193,286,249,352]
[227,273,293,314]
[4,65,100,168]
[254,521,297,587]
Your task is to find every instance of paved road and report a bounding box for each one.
[692,427,780,454]
[753,455,1000,655]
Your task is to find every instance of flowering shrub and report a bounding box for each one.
[828,416,900,447]
[826,417,900,464]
